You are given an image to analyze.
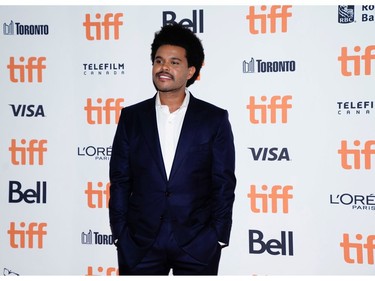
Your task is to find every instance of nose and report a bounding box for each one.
[161,62,170,71]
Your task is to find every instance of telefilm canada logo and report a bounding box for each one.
[337,100,374,115]
[3,20,49,35]
[243,57,296,74]
[338,5,375,24]
[83,62,125,76]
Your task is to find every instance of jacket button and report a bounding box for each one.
[165,191,171,197]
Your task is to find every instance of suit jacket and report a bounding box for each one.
[109,93,236,269]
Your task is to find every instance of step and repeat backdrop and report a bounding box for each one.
[1,5,374,276]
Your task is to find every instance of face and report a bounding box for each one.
[152,44,196,95]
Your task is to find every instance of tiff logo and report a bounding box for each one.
[7,222,47,249]
[83,13,123,40]
[338,45,375,76]
[340,233,375,264]
[84,98,124,125]
[246,95,292,124]
[85,181,110,208]
[338,140,375,170]
[247,184,293,213]
[86,266,118,276]
[7,57,46,83]
[246,5,292,34]
[9,139,47,165]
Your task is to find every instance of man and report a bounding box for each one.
[109,23,236,275]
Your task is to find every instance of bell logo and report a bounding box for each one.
[9,139,47,165]
[338,140,375,170]
[246,95,292,124]
[338,45,375,76]
[85,181,110,208]
[7,56,46,83]
[163,9,204,33]
[83,13,123,40]
[340,233,375,264]
[84,98,124,125]
[86,266,118,276]
[7,222,47,249]
[247,184,293,214]
[9,181,47,204]
[249,229,294,256]
[246,5,292,34]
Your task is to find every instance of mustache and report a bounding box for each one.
[156,71,174,79]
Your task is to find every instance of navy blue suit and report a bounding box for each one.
[109,93,236,274]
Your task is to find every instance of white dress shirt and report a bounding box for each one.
[155,89,190,179]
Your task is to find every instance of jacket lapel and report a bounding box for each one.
[139,95,168,180]
[169,94,200,182]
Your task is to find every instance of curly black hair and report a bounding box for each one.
[151,23,205,87]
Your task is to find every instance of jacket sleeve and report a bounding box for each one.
[211,110,236,246]
[108,108,131,241]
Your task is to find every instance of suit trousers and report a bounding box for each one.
[118,220,222,275]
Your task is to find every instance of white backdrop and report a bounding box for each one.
[1,5,374,276]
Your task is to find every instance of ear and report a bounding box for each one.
[187,66,196,80]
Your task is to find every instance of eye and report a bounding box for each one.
[154,58,162,64]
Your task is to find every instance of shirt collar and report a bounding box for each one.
[156,88,190,109]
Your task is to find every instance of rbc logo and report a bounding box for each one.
[163,10,204,33]
[83,13,123,40]
[338,5,355,24]
[249,229,294,256]
[246,5,292,34]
